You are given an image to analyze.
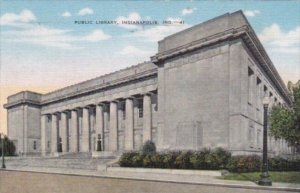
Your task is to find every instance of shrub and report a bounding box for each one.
[142,140,156,155]
[151,153,165,168]
[269,157,300,171]
[143,155,154,168]
[119,151,139,167]
[132,154,145,167]
[210,147,231,169]
[162,151,179,168]
[190,150,209,169]
[174,151,193,169]
[227,155,261,173]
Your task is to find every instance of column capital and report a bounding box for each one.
[126,96,135,100]
[62,109,71,113]
[142,91,156,96]
[71,107,81,111]
[52,112,60,116]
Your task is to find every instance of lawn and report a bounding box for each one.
[219,172,300,184]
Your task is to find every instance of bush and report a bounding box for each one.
[210,147,231,169]
[227,155,261,173]
[174,151,193,169]
[142,140,156,155]
[151,153,165,168]
[162,151,179,168]
[143,155,154,168]
[132,154,145,167]
[119,148,299,172]
[190,149,210,169]
[119,151,138,167]
[269,157,300,171]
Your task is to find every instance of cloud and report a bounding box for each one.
[0,9,36,25]
[116,12,142,29]
[120,45,151,55]
[3,25,111,49]
[258,24,300,49]
[78,8,94,16]
[181,7,197,16]
[244,10,260,17]
[129,17,190,42]
[84,30,111,42]
[62,11,71,17]
[258,24,300,84]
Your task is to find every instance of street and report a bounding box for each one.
[0,170,296,193]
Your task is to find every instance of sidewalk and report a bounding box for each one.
[1,165,299,192]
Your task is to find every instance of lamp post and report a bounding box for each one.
[258,96,272,186]
[1,133,6,169]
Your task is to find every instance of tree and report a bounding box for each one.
[141,140,156,155]
[270,84,300,153]
[0,135,16,156]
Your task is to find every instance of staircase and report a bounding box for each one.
[5,153,116,170]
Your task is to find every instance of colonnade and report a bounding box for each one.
[41,93,153,156]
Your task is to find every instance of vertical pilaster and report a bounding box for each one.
[143,94,152,143]
[125,98,134,150]
[82,107,90,152]
[61,112,68,152]
[70,110,79,152]
[51,114,58,154]
[109,101,118,151]
[96,104,104,151]
[41,115,47,156]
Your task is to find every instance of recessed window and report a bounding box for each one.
[33,141,37,150]
[47,141,50,148]
[248,67,254,104]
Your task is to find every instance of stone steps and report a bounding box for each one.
[5,156,114,170]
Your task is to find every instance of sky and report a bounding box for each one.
[0,0,299,134]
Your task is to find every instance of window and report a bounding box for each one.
[248,67,254,104]
[256,77,262,108]
[33,141,37,150]
[138,99,143,118]
[47,141,50,148]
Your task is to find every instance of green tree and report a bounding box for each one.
[0,135,16,156]
[270,85,300,152]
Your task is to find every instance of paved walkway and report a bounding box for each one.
[1,165,299,193]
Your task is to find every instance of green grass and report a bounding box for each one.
[219,172,300,184]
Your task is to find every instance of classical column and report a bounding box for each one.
[81,107,90,152]
[51,114,58,154]
[60,112,68,152]
[143,94,152,143]
[41,114,47,156]
[109,101,118,151]
[96,104,104,151]
[125,98,134,150]
[70,109,79,152]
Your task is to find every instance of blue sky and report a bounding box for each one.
[0,0,299,132]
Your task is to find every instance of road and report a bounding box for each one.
[0,170,296,193]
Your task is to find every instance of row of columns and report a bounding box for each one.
[41,94,153,156]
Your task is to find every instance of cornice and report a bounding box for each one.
[151,25,292,106]
[3,99,41,109]
[40,68,158,105]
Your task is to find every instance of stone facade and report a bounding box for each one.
[4,11,293,156]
